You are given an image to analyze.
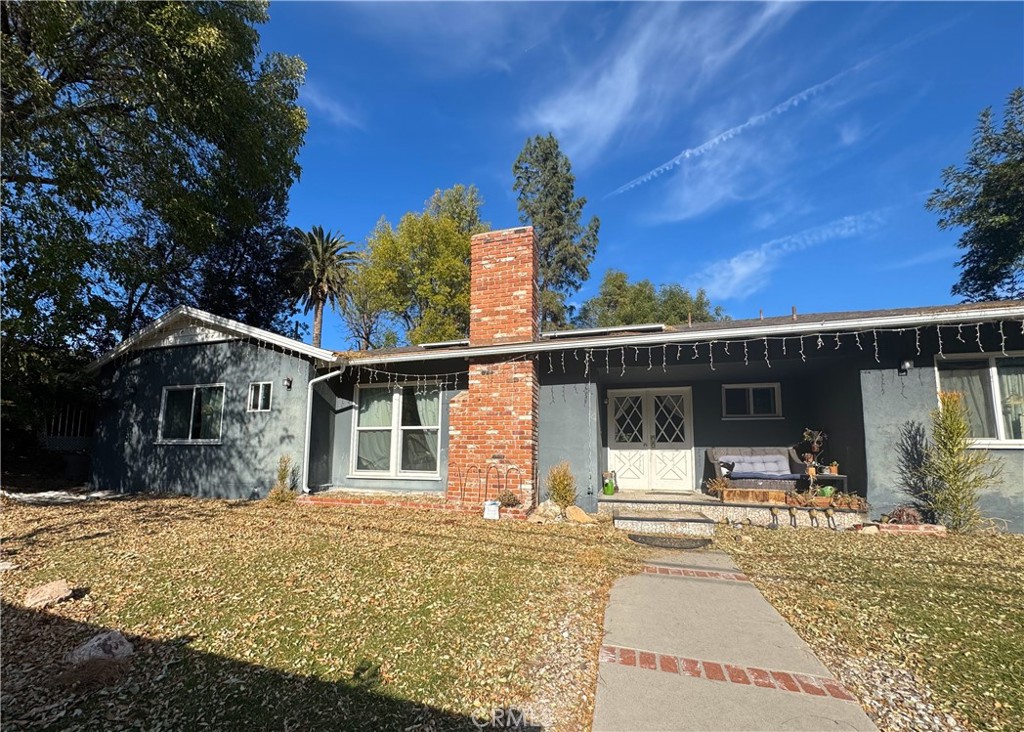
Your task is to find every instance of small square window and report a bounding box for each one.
[248,382,272,412]
[722,384,782,419]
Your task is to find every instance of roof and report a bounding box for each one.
[88,305,339,371]
[340,300,1024,366]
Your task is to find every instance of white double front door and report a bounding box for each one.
[608,387,695,492]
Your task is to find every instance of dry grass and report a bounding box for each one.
[1,496,642,730]
[723,527,1024,731]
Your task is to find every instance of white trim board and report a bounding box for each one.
[89,305,338,371]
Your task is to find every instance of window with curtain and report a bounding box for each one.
[354,385,441,475]
[937,355,1024,442]
[160,385,224,442]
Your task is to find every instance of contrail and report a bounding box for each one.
[609,60,871,197]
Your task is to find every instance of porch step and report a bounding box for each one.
[612,509,716,537]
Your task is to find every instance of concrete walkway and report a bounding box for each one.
[592,550,878,732]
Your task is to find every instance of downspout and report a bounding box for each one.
[301,364,346,493]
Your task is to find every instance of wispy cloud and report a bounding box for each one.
[691,211,886,300]
[523,3,796,168]
[610,58,874,196]
[300,81,361,129]
[882,246,958,271]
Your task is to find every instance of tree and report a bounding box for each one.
[1,1,307,433]
[921,392,1003,531]
[293,227,358,349]
[340,263,394,351]
[927,88,1024,301]
[359,185,485,345]
[425,184,488,235]
[362,213,471,345]
[513,133,600,327]
[576,270,727,328]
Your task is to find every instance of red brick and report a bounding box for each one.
[599,646,617,663]
[747,667,775,688]
[821,679,857,701]
[793,674,828,696]
[702,662,727,682]
[770,671,801,692]
[638,651,657,670]
[725,665,751,684]
[659,655,679,674]
[619,648,636,667]
[679,657,702,678]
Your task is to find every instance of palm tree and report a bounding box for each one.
[293,226,359,349]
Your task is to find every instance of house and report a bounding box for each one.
[90,226,1024,532]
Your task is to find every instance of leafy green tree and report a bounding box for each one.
[576,270,727,327]
[293,227,358,349]
[927,88,1024,301]
[425,184,488,235]
[362,211,471,345]
[1,1,306,435]
[513,133,600,327]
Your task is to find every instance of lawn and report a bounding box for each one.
[723,527,1024,731]
[1,497,642,731]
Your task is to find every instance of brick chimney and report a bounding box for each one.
[468,227,540,346]
[447,226,540,509]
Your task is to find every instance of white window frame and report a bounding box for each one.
[349,383,442,479]
[934,351,1024,449]
[247,381,273,412]
[721,383,783,420]
[157,383,226,445]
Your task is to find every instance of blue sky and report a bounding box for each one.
[259,2,1023,346]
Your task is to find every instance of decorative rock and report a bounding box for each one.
[536,499,562,519]
[0,560,18,571]
[24,579,74,609]
[526,513,546,524]
[565,505,598,524]
[738,535,754,544]
[65,630,134,666]
[859,525,879,535]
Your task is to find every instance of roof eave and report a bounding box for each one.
[344,303,1024,366]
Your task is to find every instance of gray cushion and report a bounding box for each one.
[719,454,790,475]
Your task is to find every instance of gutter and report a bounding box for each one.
[301,365,347,493]
[343,304,1024,366]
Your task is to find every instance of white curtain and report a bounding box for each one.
[357,388,393,471]
[998,358,1024,440]
[401,387,439,471]
[939,363,995,438]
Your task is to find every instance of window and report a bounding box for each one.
[722,383,782,419]
[248,382,272,412]
[353,385,441,476]
[159,385,224,443]
[937,355,1024,443]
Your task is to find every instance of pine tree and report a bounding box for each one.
[513,134,600,327]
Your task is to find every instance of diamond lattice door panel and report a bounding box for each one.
[653,393,686,444]
[609,392,649,490]
[614,395,645,444]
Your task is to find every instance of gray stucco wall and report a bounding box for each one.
[861,366,1024,532]
[307,369,462,493]
[92,340,315,499]
[538,381,602,511]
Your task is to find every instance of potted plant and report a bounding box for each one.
[827,461,839,475]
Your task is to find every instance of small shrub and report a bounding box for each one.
[496,488,521,508]
[705,477,730,496]
[888,504,922,525]
[267,455,297,504]
[546,462,577,514]
[922,391,1002,532]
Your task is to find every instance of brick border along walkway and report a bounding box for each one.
[641,564,749,582]
[599,644,857,703]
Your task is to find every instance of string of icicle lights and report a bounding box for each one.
[350,319,1024,388]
